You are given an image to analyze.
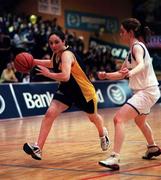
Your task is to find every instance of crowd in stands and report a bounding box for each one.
[0,13,117,83]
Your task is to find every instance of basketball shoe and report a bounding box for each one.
[23,143,42,160]
[142,145,161,159]
[99,152,120,170]
[100,127,110,151]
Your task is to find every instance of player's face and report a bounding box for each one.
[120,25,129,43]
[48,34,65,53]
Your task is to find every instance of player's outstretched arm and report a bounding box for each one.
[98,71,126,80]
[33,59,52,68]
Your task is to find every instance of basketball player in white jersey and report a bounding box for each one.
[98,18,161,170]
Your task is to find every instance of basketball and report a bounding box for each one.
[14,52,34,73]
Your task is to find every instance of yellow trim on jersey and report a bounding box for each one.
[71,60,96,102]
[93,94,98,113]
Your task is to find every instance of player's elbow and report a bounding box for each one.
[61,74,70,82]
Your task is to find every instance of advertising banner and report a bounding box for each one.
[0,84,20,119]
[12,82,58,117]
[89,37,129,60]
[65,10,119,33]
[158,81,161,103]
[0,80,160,119]
[146,35,161,49]
[95,80,132,108]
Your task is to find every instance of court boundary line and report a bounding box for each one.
[121,172,161,178]
[81,163,161,180]
[0,162,161,178]
[0,163,110,173]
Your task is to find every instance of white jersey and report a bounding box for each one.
[125,42,159,90]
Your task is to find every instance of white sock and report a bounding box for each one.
[111,152,120,157]
[100,135,105,139]
[147,144,157,148]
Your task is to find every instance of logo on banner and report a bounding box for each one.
[65,11,118,33]
[0,95,5,114]
[107,84,126,105]
[89,37,129,60]
[23,91,53,109]
[67,14,80,27]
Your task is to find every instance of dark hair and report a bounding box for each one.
[48,29,65,41]
[121,18,151,43]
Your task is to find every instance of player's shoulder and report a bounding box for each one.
[132,42,146,54]
[132,42,146,50]
[62,47,75,59]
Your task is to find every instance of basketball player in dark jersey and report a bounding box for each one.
[23,30,110,160]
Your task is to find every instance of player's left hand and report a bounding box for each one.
[36,65,51,77]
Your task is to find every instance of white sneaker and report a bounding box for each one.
[99,153,120,170]
[23,143,42,160]
[100,127,110,151]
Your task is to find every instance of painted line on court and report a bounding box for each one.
[0,162,161,176]
[81,163,161,180]
[121,172,161,178]
[0,162,161,180]
[0,163,107,173]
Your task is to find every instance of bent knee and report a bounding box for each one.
[45,108,54,118]
[135,119,145,127]
[87,113,100,122]
[135,119,140,126]
[113,115,123,124]
[45,106,60,119]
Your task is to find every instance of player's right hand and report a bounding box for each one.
[119,68,129,78]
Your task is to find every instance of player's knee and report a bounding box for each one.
[87,113,98,123]
[113,115,122,125]
[45,109,53,119]
[135,119,144,128]
[135,119,140,126]
[45,107,58,119]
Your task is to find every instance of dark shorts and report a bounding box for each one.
[53,85,97,114]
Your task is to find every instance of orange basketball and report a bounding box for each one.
[14,52,34,73]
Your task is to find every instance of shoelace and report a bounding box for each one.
[110,154,116,158]
[34,147,41,154]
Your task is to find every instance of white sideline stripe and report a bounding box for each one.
[9,84,23,118]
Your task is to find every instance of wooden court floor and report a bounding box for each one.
[0,104,161,180]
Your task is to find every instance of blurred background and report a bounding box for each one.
[0,0,161,83]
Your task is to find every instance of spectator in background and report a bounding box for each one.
[10,61,23,82]
[75,36,85,59]
[0,62,18,83]
[0,12,117,81]
[0,31,12,75]
[22,73,30,83]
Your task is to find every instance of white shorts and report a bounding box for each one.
[127,86,161,114]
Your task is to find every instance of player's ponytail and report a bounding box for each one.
[121,18,151,43]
